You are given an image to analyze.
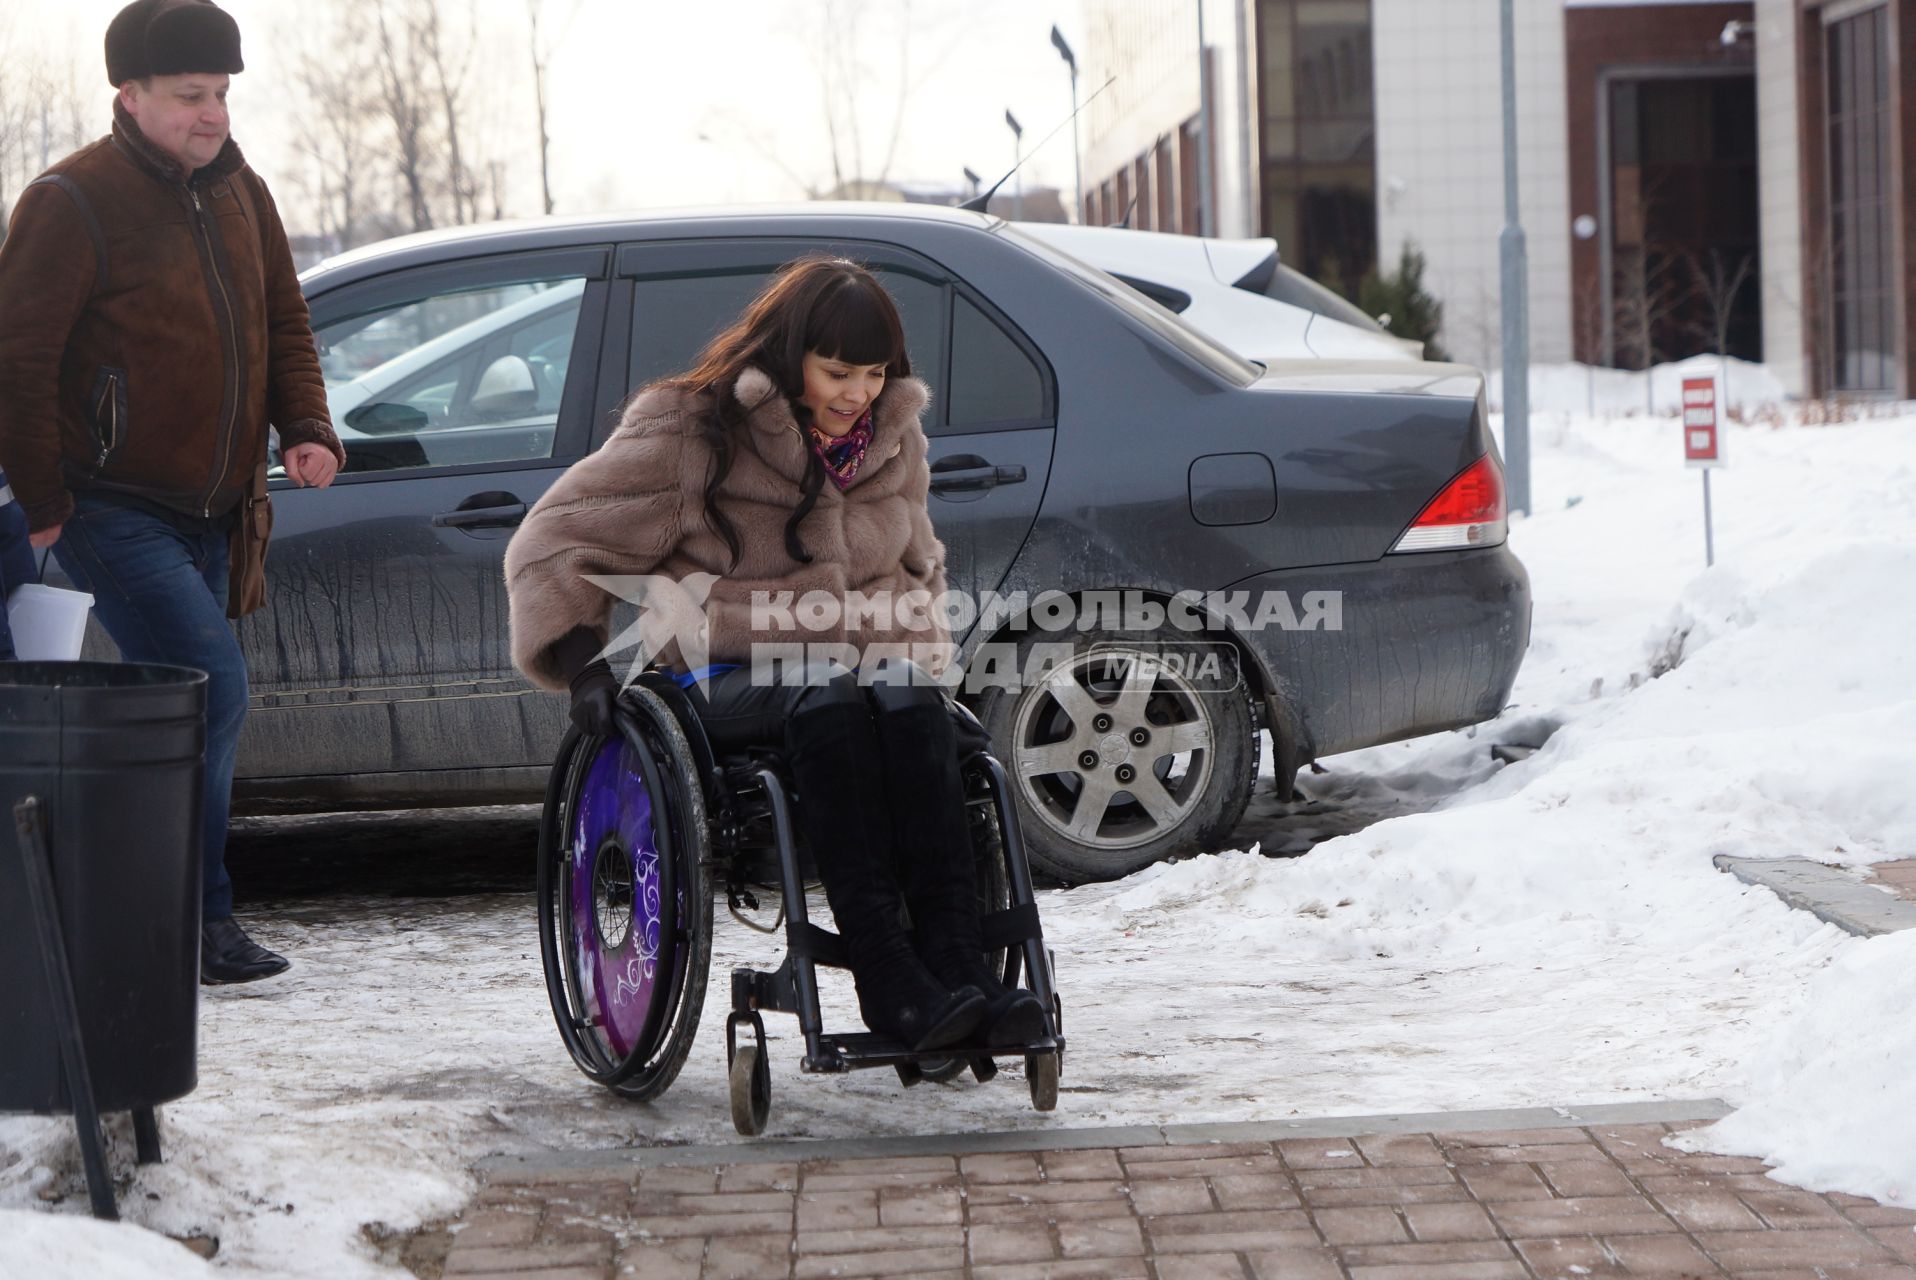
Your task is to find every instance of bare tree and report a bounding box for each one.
[418,0,480,226]
[526,0,582,216]
[1,28,96,237]
[1685,247,1756,357]
[287,11,383,252]
[1611,244,1685,372]
[374,0,437,233]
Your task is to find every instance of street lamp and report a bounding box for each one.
[1050,24,1082,223]
[1004,109,1024,221]
[962,166,982,201]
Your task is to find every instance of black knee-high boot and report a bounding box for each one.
[870,695,1048,1049]
[786,697,986,1052]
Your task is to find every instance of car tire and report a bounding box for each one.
[973,627,1258,883]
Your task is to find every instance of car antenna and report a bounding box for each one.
[1111,197,1139,229]
[960,74,1116,215]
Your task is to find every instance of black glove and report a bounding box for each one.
[568,660,621,738]
[948,701,992,760]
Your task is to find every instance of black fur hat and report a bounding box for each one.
[105,0,244,88]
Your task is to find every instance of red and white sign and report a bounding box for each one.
[1682,376,1724,468]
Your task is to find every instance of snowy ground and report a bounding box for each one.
[5,400,1915,1275]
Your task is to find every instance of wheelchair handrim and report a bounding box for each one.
[537,706,696,1090]
[567,729,678,1067]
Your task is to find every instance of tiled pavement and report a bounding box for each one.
[441,1104,1916,1279]
[1866,859,1916,904]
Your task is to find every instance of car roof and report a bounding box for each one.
[302,203,1007,289]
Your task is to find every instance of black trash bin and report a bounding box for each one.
[0,660,207,1118]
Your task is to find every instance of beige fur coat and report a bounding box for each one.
[505,367,951,691]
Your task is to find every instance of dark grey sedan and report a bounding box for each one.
[228,205,1529,883]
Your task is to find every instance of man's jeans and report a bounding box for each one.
[0,494,33,661]
[53,495,248,921]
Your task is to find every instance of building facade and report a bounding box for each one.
[1078,0,1913,398]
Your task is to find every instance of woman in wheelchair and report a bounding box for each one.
[504,257,1046,1057]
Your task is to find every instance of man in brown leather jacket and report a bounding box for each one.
[0,0,345,983]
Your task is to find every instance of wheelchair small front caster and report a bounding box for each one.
[727,1012,771,1136]
[1026,1051,1058,1112]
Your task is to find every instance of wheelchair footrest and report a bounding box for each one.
[804,1032,1064,1074]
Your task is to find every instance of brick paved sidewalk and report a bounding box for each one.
[439,1104,1916,1280]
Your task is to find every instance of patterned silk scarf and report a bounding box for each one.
[805,408,876,490]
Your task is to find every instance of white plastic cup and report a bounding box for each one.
[6,583,96,660]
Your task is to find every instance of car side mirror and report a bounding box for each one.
[469,355,538,416]
[344,401,432,435]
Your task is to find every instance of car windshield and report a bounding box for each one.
[998,225,1260,386]
[1260,264,1385,332]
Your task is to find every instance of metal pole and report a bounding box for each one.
[14,798,119,1221]
[1069,65,1083,222]
[1197,1,1215,237]
[1498,0,1532,516]
[1702,470,1715,567]
[1006,110,1025,222]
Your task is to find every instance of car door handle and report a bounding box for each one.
[431,501,527,529]
[930,464,1027,494]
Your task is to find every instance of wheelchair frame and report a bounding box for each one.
[536,671,1065,1135]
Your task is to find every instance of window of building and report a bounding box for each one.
[1256,0,1376,299]
[1826,3,1896,393]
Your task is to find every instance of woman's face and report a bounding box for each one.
[799,351,887,437]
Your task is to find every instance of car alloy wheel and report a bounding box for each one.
[976,629,1257,883]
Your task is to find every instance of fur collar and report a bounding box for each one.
[730,366,929,488]
[112,98,246,187]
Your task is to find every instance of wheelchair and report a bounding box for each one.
[534,670,1065,1136]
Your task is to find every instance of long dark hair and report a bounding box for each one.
[663,256,912,567]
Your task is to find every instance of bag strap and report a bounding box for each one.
[26,175,109,296]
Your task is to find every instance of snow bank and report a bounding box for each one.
[1672,930,1916,1208]
[0,1209,214,1279]
[1489,355,1789,417]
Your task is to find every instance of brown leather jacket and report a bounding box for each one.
[0,103,342,532]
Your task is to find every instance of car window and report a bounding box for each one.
[313,276,587,474]
[630,267,948,418]
[949,295,1047,426]
[1261,264,1385,332]
[998,224,1260,387]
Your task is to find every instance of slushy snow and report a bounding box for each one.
[4,394,1914,1276]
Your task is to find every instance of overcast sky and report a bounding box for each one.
[9,0,1086,219]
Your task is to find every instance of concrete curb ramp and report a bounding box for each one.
[478,1098,1733,1175]
[1715,855,1916,938]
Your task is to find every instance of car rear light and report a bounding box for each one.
[1390,454,1507,552]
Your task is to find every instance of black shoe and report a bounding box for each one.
[872,696,1051,1049]
[785,697,987,1052]
[201,917,290,985]
[960,975,1049,1049]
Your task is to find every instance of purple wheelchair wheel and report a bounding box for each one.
[537,686,711,1100]
[568,735,670,1063]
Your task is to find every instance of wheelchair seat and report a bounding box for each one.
[535,670,1065,1135]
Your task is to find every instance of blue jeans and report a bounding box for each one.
[53,495,247,921]
[0,500,34,662]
